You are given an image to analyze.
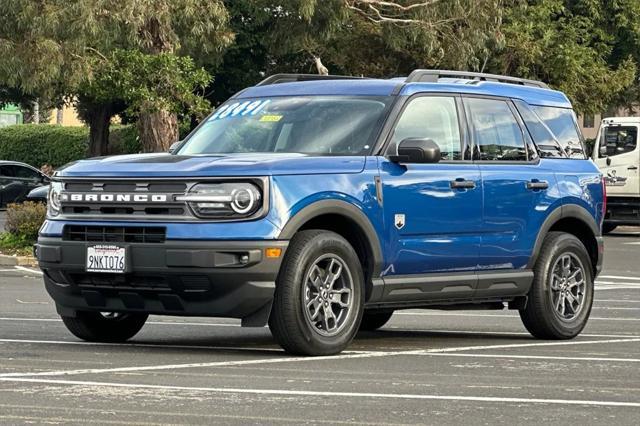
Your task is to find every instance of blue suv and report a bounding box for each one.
[37,70,605,355]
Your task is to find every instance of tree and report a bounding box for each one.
[0,0,232,154]
[490,0,637,114]
[210,0,503,103]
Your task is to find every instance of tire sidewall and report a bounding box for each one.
[284,233,364,354]
[536,234,594,337]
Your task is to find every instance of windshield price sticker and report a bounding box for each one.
[209,99,271,121]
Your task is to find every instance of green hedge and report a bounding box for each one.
[0,124,140,168]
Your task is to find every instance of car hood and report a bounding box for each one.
[55,153,366,178]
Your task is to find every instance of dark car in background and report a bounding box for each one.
[0,161,50,208]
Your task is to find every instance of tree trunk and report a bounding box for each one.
[56,108,63,125]
[137,108,178,153]
[87,104,112,157]
[32,100,40,124]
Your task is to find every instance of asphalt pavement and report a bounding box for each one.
[0,228,639,424]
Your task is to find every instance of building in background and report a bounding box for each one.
[579,106,640,139]
[47,104,83,126]
[0,104,23,127]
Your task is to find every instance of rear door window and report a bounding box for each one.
[464,97,528,162]
[532,106,585,158]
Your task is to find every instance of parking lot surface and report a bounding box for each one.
[1,228,639,424]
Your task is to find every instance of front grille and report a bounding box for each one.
[63,225,166,244]
[58,179,194,220]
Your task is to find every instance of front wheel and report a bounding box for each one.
[269,230,364,355]
[519,232,594,339]
[61,311,148,342]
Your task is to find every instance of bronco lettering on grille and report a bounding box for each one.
[61,194,169,203]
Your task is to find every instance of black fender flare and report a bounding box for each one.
[277,199,384,280]
[527,204,600,269]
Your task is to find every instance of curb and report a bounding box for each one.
[0,254,38,267]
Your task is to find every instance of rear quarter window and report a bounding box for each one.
[532,106,586,159]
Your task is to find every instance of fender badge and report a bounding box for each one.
[394,214,405,230]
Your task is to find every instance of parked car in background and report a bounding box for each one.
[0,161,50,208]
[27,184,49,204]
[592,117,640,233]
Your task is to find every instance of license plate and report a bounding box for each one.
[86,245,126,273]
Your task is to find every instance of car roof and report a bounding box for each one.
[0,161,40,170]
[237,75,572,109]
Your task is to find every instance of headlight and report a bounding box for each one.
[177,182,263,219]
[47,181,63,217]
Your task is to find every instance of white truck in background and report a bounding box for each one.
[592,117,640,233]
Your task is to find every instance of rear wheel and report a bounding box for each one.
[520,232,594,339]
[61,311,148,342]
[359,311,393,331]
[269,230,364,355]
[602,223,617,234]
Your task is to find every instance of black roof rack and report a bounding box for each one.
[256,73,367,86]
[406,69,549,89]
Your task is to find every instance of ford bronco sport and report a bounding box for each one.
[37,70,605,355]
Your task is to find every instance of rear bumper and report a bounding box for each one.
[605,197,640,225]
[36,237,288,326]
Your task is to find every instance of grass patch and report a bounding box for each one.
[0,232,34,257]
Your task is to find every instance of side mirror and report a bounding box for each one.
[168,141,182,154]
[599,145,608,157]
[390,138,441,164]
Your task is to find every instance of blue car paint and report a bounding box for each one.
[48,78,604,287]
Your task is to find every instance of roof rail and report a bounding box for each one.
[256,73,367,86]
[406,69,549,89]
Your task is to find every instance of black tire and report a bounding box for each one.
[269,230,365,355]
[519,232,594,339]
[61,311,148,343]
[359,311,393,331]
[602,223,617,234]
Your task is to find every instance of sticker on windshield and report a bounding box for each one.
[259,115,283,122]
[208,99,271,121]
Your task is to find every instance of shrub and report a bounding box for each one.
[0,124,88,168]
[4,201,47,243]
[0,124,141,168]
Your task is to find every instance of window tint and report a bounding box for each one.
[532,106,585,158]
[0,166,14,177]
[600,126,638,157]
[11,165,40,179]
[514,100,564,158]
[465,98,527,161]
[391,97,462,161]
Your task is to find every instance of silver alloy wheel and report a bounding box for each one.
[549,252,586,321]
[302,254,354,337]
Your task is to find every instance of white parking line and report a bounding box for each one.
[421,353,640,363]
[395,312,640,321]
[0,338,284,353]
[2,337,638,378]
[596,281,640,287]
[599,275,640,281]
[2,377,640,408]
[13,266,42,275]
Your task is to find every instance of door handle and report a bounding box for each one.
[628,166,638,170]
[450,179,476,190]
[526,180,549,190]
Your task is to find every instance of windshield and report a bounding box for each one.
[178,96,391,156]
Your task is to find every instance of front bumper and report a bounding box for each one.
[36,237,288,326]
